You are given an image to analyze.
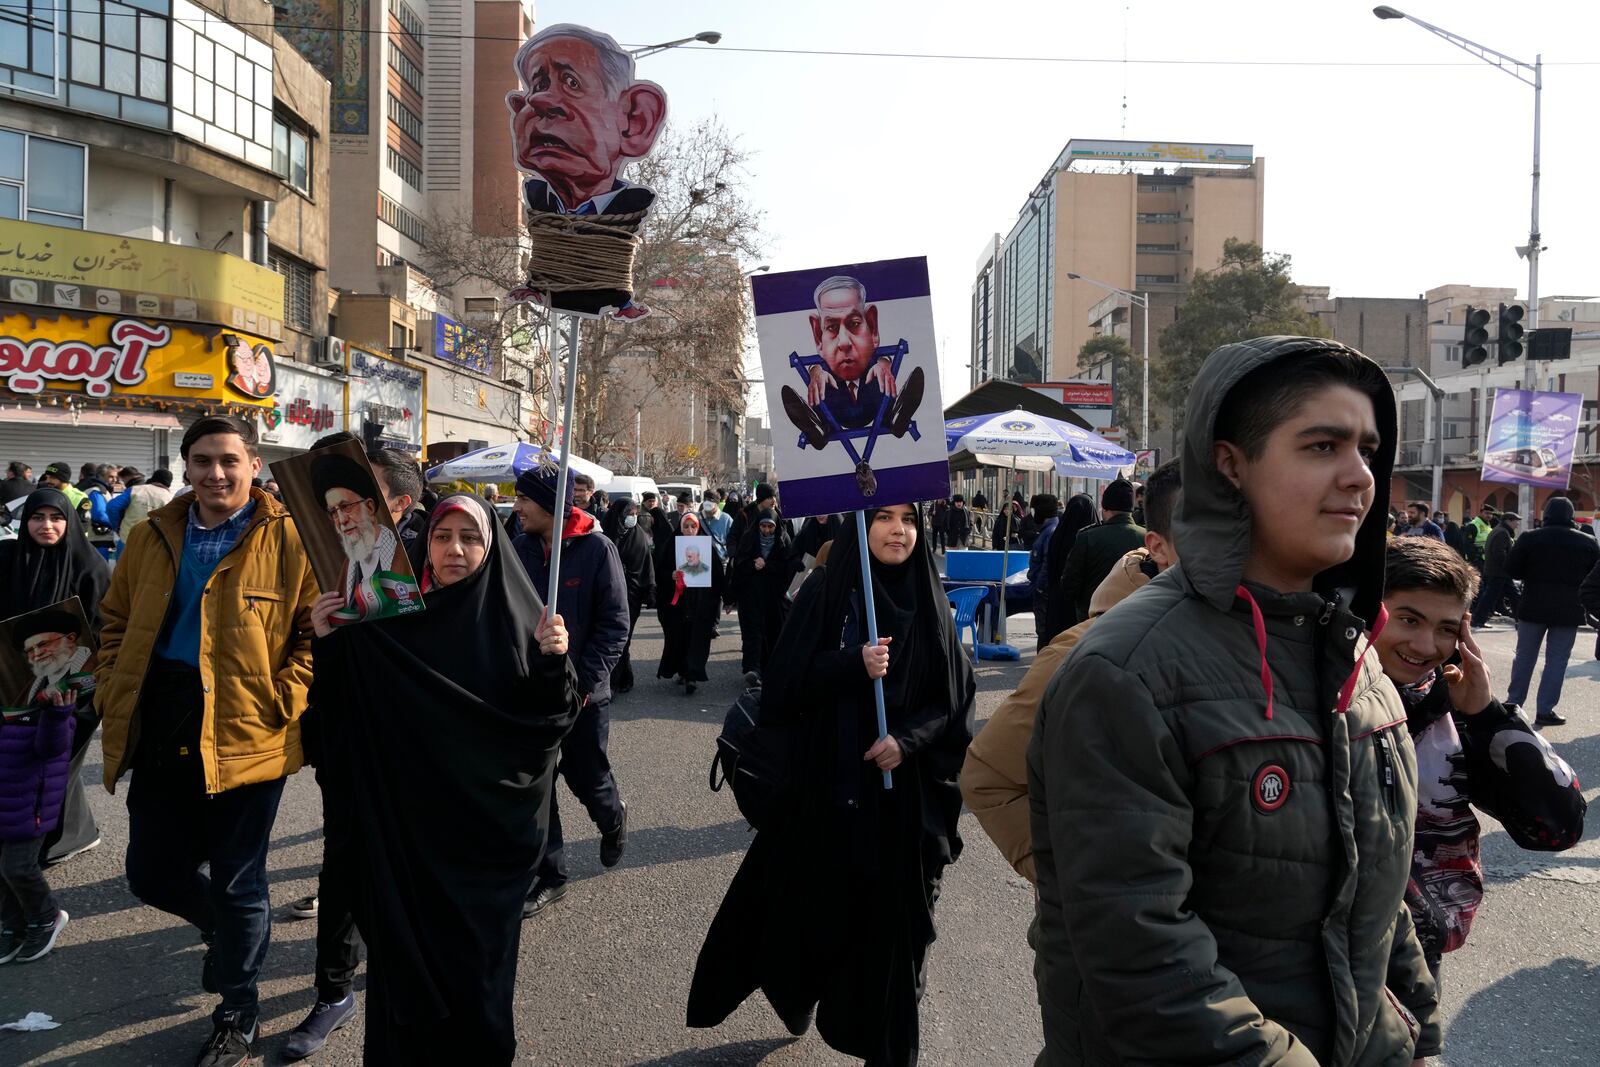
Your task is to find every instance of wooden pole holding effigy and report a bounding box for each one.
[854,509,893,790]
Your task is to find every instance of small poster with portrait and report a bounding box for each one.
[271,439,426,625]
[0,597,97,720]
[675,535,714,588]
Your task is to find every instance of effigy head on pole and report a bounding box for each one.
[506,24,669,321]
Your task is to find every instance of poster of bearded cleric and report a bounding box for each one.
[271,441,425,624]
[506,24,667,320]
[0,599,96,718]
[753,258,948,516]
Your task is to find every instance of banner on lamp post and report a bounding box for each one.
[1480,388,1583,490]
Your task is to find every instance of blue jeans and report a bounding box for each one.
[1507,621,1578,718]
[536,696,623,886]
[125,761,285,1022]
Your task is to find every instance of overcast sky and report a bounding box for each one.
[536,0,1600,418]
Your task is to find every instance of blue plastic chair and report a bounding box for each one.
[946,585,988,660]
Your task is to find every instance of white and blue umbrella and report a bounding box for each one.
[944,409,1135,474]
[425,442,613,485]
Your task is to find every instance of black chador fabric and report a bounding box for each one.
[312,494,579,1066]
[603,500,656,602]
[687,506,975,1067]
[732,509,798,674]
[655,526,724,683]
[0,488,111,629]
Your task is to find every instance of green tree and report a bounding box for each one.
[1075,333,1151,446]
[1156,238,1328,427]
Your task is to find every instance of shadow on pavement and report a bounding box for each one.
[1443,956,1600,1066]
[629,1036,801,1066]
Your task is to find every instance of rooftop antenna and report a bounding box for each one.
[1120,4,1131,171]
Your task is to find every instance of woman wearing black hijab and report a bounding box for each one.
[688,503,976,1066]
[602,498,655,694]
[731,509,799,676]
[654,509,724,695]
[309,493,578,1065]
[1040,492,1097,643]
[0,488,111,865]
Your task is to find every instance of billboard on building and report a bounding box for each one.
[0,303,277,409]
[260,362,347,451]
[347,345,424,450]
[278,0,370,134]
[1481,388,1583,490]
[1065,140,1253,166]
[753,257,948,516]
[433,314,493,374]
[0,220,286,338]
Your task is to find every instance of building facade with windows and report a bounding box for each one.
[0,0,334,473]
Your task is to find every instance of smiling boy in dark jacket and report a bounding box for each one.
[1029,338,1439,1066]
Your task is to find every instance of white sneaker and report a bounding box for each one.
[16,909,67,963]
[288,894,319,919]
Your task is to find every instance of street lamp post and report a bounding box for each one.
[1067,272,1150,453]
[1374,6,1543,516]
[629,31,722,59]
[1383,365,1446,514]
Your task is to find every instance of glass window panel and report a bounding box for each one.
[193,35,210,79]
[213,83,231,130]
[139,53,164,99]
[170,63,190,110]
[139,13,164,57]
[28,139,85,216]
[32,27,56,76]
[290,131,308,193]
[235,92,250,138]
[171,21,190,67]
[0,132,21,180]
[272,119,287,175]
[0,20,26,67]
[27,211,84,229]
[192,74,210,119]
[235,54,250,99]
[103,45,135,92]
[0,185,19,219]
[70,38,99,82]
[103,2,135,48]
[254,64,269,104]
[70,0,99,41]
[212,43,231,89]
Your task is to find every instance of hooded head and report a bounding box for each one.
[1175,336,1397,626]
[1543,495,1575,527]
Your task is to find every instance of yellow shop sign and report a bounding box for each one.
[0,302,277,408]
[0,219,286,339]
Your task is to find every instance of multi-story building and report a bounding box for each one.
[0,0,332,473]
[986,139,1265,389]
[1299,289,1429,371]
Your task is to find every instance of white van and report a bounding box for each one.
[599,475,661,504]
[656,479,706,503]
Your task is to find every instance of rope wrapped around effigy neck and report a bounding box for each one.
[523,208,647,296]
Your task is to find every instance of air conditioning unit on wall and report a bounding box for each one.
[314,335,346,368]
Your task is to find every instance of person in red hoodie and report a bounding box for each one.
[512,465,631,918]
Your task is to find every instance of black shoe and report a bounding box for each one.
[780,1004,816,1037]
[201,939,218,994]
[1535,711,1568,727]
[195,1011,256,1067]
[523,880,568,918]
[600,803,628,868]
[781,386,829,450]
[15,910,67,963]
[0,926,20,965]
[283,993,358,1060]
[886,367,925,437]
[685,682,697,695]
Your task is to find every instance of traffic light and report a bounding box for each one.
[1496,303,1526,364]
[1530,327,1573,361]
[1461,306,1490,367]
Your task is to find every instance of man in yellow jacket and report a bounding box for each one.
[96,415,318,1067]
[960,459,1179,1063]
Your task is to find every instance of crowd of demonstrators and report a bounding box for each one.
[96,416,320,1066]
[1036,493,1096,643]
[108,468,175,538]
[689,503,975,1064]
[602,498,656,694]
[1031,340,1441,1065]
[311,492,578,1064]
[791,513,841,568]
[1400,501,1445,541]
[641,490,674,545]
[730,509,799,677]
[511,467,630,919]
[1471,510,1521,627]
[1374,536,1585,989]
[1054,477,1144,630]
[655,509,724,694]
[990,492,1025,549]
[1505,495,1599,726]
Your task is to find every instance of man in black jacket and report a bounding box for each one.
[1057,478,1146,626]
[513,466,631,915]
[1505,496,1597,726]
[1470,511,1519,629]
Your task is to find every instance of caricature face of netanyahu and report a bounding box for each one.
[810,279,881,385]
[507,26,667,212]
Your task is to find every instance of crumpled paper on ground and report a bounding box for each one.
[1,1012,60,1031]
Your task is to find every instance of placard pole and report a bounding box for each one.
[855,509,893,790]
[544,313,580,617]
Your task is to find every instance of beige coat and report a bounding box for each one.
[960,548,1150,882]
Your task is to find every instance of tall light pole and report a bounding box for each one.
[629,31,722,59]
[1068,272,1150,453]
[1374,6,1542,516]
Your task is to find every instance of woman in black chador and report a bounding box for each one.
[731,508,800,676]
[654,509,724,695]
[309,493,578,1065]
[687,503,975,1066]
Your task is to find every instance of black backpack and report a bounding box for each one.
[709,675,796,831]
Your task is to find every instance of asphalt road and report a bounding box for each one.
[3,612,1596,1066]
